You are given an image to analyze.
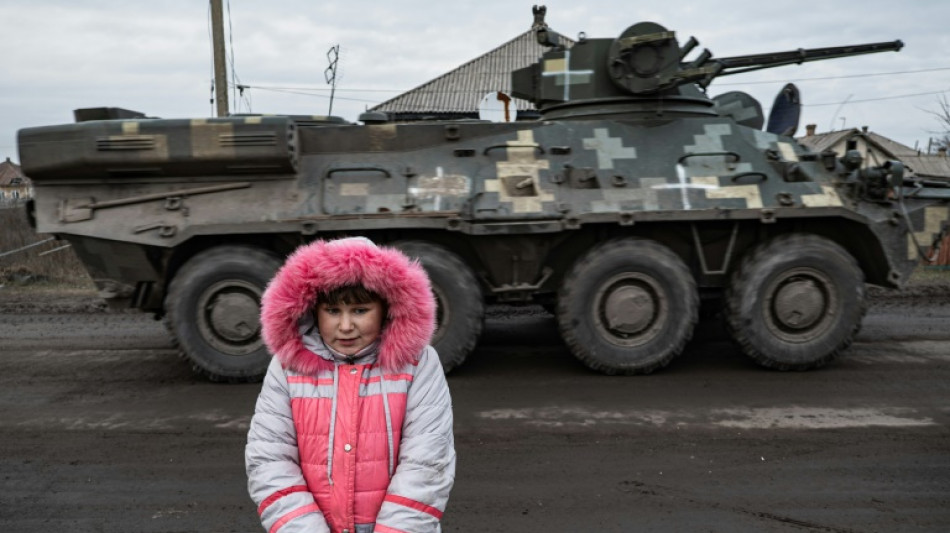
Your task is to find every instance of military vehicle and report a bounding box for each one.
[17,7,950,381]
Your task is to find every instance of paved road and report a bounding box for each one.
[1,303,948,532]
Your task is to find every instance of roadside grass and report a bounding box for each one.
[0,206,94,289]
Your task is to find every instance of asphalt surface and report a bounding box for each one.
[1,298,948,532]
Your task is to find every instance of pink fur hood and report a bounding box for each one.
[260,238,436,374]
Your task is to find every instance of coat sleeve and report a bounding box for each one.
[246,357,331,533]
[374,346,456,533]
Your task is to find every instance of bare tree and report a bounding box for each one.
[924,94,950,153]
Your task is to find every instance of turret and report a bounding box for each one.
[512,6,903,122]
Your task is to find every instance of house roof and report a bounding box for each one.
[797,128,918,159]
[797,129,950,180]
[0,157,27,186]
[866,132,920,157]
[901,154,950,180]
[796,129,854,153]
[369,26,574,119]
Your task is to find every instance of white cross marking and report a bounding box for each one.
[541,50,594,101]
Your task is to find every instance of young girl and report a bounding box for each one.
[246,237,455,533]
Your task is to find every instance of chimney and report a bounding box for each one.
[862,126,869,133]
[805,124,816,137]
[939,147,947,158]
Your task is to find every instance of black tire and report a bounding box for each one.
[557,238,699,375]
[723,234,866,370]
[165,245,282,382]
[390,241,484,373]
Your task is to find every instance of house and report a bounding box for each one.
[797,125,950,267]
[368,10,573,122]
[0,157,31,206]
[797,124,950,182]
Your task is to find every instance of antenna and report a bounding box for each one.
[325,45,340,115]
[829,93,852,131]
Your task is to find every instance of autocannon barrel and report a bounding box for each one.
[714,40,904,76]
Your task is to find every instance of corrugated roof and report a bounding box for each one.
[369,28,574,118]
[866,132,919,157]
[902,154,950,179]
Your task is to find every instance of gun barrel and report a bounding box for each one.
[715,40,904,76]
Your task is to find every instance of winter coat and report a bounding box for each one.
[246,238,456,533]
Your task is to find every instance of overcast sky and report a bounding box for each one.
[3,1,948,163]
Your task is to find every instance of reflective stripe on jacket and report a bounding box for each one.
[247,347,454,533]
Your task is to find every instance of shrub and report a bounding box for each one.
[0,206,91,286]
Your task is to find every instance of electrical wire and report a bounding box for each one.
[206,35,950,112]
[230,65,950,95]
[233,82,949,111]
[717,66,950,86]
[225,0,252,114]
[251,86,382,105]
[807,88,949,107]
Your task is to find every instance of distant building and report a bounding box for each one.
[798,124,950,182]
[369,16,573,122]
[798,125,950,267]
[0,157,32,206]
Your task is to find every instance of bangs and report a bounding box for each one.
[319,284,383,306]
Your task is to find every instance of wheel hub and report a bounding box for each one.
[208,292,261,342]
[772,278,825,330]
[594,272,666,346]
[763,267,838,343]
[604,284,655,334]
[197,280,264,356]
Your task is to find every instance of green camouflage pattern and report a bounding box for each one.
[15,19,948,310]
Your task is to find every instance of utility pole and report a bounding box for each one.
[210,0,229,117]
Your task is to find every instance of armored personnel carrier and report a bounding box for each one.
[17,7,950,381]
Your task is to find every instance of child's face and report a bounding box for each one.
[315,300,384,357]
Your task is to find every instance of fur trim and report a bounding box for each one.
[261,239,435,374]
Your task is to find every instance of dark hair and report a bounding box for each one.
[319,284,384,306]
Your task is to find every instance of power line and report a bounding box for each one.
[224,0,252,114]
[243,84,402,94]
[717,66,950,86]
[241,82,948,110]
[239,66,950,94]
[807,88,949,107]
[245,85,381,104]
[235,64,950,111]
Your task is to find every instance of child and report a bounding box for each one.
[246,237,455,533]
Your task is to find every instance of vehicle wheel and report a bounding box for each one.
[557,238,699,374]
[165,245,282,382]
[390,241,484,373]
[723,234,866,370]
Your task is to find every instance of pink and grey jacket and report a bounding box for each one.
[246,238,456,533]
